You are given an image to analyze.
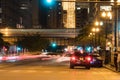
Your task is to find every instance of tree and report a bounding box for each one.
[16,34,50,51]
[75,23,106,48]
[0,33,10,48]
[75,24,92,46]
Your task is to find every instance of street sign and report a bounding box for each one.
[100,6,112,11]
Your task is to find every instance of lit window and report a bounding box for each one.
[20,7,28,9]
[20,4,28,9]
[58,3,61,5]
[0,8,2,13]
[77,7,81,10]
[0,18,2,23]
[58,12,61,14]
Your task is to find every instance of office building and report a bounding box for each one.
[18,0,32,28]
[0,0,20,28]
[47,1,63,29]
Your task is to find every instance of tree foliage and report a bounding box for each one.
[75,23,106,48]
[0,33,10,48]
[16,34,50,51]
[75,24,92,46]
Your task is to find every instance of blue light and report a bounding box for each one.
[17,47,21,51]
[47,0,52,3]
[51,42,57,47]
[85,46,92,53]
[44,0,55,6]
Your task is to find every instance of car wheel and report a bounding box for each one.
[70,63,74,69]
[85,66,90,69]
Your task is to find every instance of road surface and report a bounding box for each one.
[0,59,119,80]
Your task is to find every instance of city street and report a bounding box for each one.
[0,58,119,80]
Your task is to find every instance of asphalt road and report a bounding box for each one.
[0,58,119,80]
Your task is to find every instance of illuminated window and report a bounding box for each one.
[0,8,2,13]
[0,18,2,23]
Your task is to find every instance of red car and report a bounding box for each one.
[70,51,92,69]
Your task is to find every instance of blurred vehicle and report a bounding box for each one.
[70,51,92,69]
[56,53,71,62]
[39,52,60,60]
[90,53,103,67]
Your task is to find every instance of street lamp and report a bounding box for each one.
[92,27,100,47]
[101,11,112,20]
[101,11,112,48]
[89,32,95,46]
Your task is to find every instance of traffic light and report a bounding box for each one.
[42,0,55,7]
[50,42,57,48]
[46,0,52,3]
[51,42,57,47]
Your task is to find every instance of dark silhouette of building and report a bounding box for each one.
[31,0,40,28]
[18,0,32,28]
[47,1,63,29]
[39,1,63,29]
[0,0,20,28]
[0,0,33,29]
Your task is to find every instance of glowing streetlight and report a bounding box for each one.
[95,21,103,26]
[92,28,100,32]
[101,11,112,20]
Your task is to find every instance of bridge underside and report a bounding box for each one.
[0,29,80,45]
[0,29,80,38]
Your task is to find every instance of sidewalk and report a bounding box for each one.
[103,64,120,72]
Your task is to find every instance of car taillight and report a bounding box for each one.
[85,56,92,61]
[71,56,76,61]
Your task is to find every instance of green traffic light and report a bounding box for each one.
[51,42,57,47]
[47,0,52,3]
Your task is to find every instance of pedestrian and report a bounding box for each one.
[114,52,118,71]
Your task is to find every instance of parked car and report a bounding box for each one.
[70,51,92,69]
[90,53,103,67]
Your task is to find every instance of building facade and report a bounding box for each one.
[18,0,32,28]
[47,1,63,29]
[0,0,34,29]
[0,0,20,28]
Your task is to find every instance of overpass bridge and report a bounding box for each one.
[0,29,81,45]
[0,29,80,38]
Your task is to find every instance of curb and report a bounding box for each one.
[103,65,120,72]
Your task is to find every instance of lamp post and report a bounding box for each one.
[101,11,112,40]
[89,32,95,46]
[101,11,112,48]
[92,27,100,47]
[101,11,112,64]
[94,21,103,46]
[114,0,118,51]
